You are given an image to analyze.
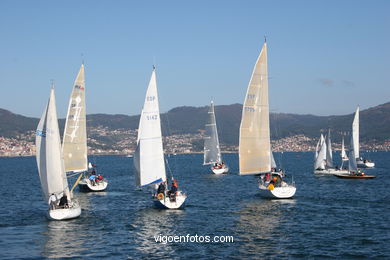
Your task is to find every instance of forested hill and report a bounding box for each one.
[1,102,390,145]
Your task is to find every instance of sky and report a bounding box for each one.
[0,0,389,118]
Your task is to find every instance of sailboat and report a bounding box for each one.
[62,64,108,192]
[203,101,229,174]
[133,67,186,209]
[341,136,348,162]
[239,41,296,199]
[314,130,348,175]
[352,107,375,168]
[334,134,375,179]
[36,87,81,220]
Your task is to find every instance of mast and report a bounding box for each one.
[239,42,271,175]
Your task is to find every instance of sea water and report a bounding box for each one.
[0,152,389,259]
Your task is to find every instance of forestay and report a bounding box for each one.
[239,42,271,175]
[62,65,88,173]
[134,69,167,187]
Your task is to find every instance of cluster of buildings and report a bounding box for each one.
[0,133,35,156]
[1,128,390,157]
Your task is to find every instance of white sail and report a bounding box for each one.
[348,134,358,172]
[326,130,333,168]
[314,136,327,170]
[62,64,88,173]
[134,69,166,187]
[341,136,348,160]
[36,88,70,202]
[352,106,359,159]
[315,137,321,160]
[239,42,271,175]
[270,152,277,169]
[203,101,222,165]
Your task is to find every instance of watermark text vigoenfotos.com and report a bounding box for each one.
[154,234,234,244]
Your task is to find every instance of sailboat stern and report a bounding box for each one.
[47,200,81,220]
[153,192,187,209]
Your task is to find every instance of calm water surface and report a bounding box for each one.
[0,152,389,259]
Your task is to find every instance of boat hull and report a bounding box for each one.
[47,201,81,220]
[357,160,375,168]
[334,174,376,179]
[314,168,349,175]
[153,192,186,209]
[212,166,229,175]
[79,178,108,192]
[259,184,296,199]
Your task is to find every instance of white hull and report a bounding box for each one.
[79,178,108,192]
[314,168,349,175]
[212,166,229,175]
[47,201,81,220]
[357,160,375,168]
[153,192,186,209]
[259,183,296,199]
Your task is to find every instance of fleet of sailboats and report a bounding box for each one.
[62,64,108,192]
[203,101,229,174]
[239,41,296,199]
[313,130,348,175]
[33,42,382,218]
[133,68,186,209]
[36,87,81,220]
[334,129,376,179]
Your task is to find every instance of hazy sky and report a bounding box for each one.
[0,0,389,118]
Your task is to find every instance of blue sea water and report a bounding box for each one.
[0,152,389,259]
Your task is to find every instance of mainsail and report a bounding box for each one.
[326,130,333,168]
[348,134,358,172]
[341,136,348,160]
[239,42,271,175]
[203,101,222,165]
[134,69,167,187]
[62,64,88,173]
[352,106,359,159]
[36,88,70,202]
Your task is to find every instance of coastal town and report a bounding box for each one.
[1,128,389,157]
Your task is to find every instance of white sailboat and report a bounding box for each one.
[62,64,108,192]
[341,136,348,162]
[352,107,375,168]
[133,68,186,209]
[314,130,348,175]
[36,87,81,220]
[334,133,375,179]
[203,101,229,174]
[239,41,296,199]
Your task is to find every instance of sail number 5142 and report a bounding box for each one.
[147,115,158,120]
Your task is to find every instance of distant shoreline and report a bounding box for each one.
[0,149,386,158]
